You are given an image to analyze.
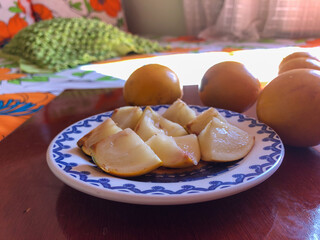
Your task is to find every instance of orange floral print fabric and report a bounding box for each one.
[0,0,34,47]
[26,0,126,29]
[90,0,121,17]
[0,92,56,141]
[0,68,26,81]
[31,4,53,21]
[0,14,28,47]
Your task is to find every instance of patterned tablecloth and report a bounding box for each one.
[1,36,320,141]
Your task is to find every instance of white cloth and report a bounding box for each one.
[183,0,320,40]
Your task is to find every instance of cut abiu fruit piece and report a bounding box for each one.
[162,99,197,127]
[198,117,255,162]
[146,133,200,168]
[90,128,162,177]
[77,118,122,156]
[111,106,143,130]
[186,107,226,135]
[134,106,188,141]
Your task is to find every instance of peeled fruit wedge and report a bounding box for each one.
[162,99,196,127]
[77,118,122,156]
[134,106,188,141]
[186,107,226,135]
[77,101,256,178]
[90,128,162,177]
[174,134,201,166]
[111,106,143,129]
[198,118,255,162]
[146,133,200,168]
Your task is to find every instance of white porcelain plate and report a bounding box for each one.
[47,105,284,205]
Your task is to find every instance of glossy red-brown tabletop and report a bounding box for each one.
[0,86,319,240]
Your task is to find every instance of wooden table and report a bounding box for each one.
[1,86,319,240]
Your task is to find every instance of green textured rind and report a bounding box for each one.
[2,18,168,73]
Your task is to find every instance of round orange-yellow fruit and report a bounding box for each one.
[199,61,261,113]
[123,64,182,106]
[279,52,319,69]
[256,69,320,147]
[278,57,320,74]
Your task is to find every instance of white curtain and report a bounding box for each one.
[183,0,320,41]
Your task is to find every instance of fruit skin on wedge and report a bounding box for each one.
[146,133,200,168]
[162,99,196,127]
[134,106,188,141]
[186,107,226,135]
[77,118,122,156]
[90,128,162,177]
[111,106,143,130]
[198,117,255,162]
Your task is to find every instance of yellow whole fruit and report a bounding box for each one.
[199,61,261,113]
[123,64,182,106]
[256,69,320,147]
[279,52,319,69]
[278,57,320,75]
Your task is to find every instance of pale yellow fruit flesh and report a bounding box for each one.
[186,107,226,135]
[162,99,196,127]
[198,118,255,162]
[91,128,162,177]
[77,118,122,156]
[134,107,164,141]
[174,134,201,166]
[134,106,187,141]
[158,115,188,137]
[146,133,199,168]
[78,103,256,178]
[111,106,143,130]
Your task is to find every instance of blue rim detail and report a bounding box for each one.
[51,105,283,195]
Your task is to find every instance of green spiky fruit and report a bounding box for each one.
[1,18,168,73]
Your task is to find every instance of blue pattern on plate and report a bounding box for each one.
[51,105,283,195]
